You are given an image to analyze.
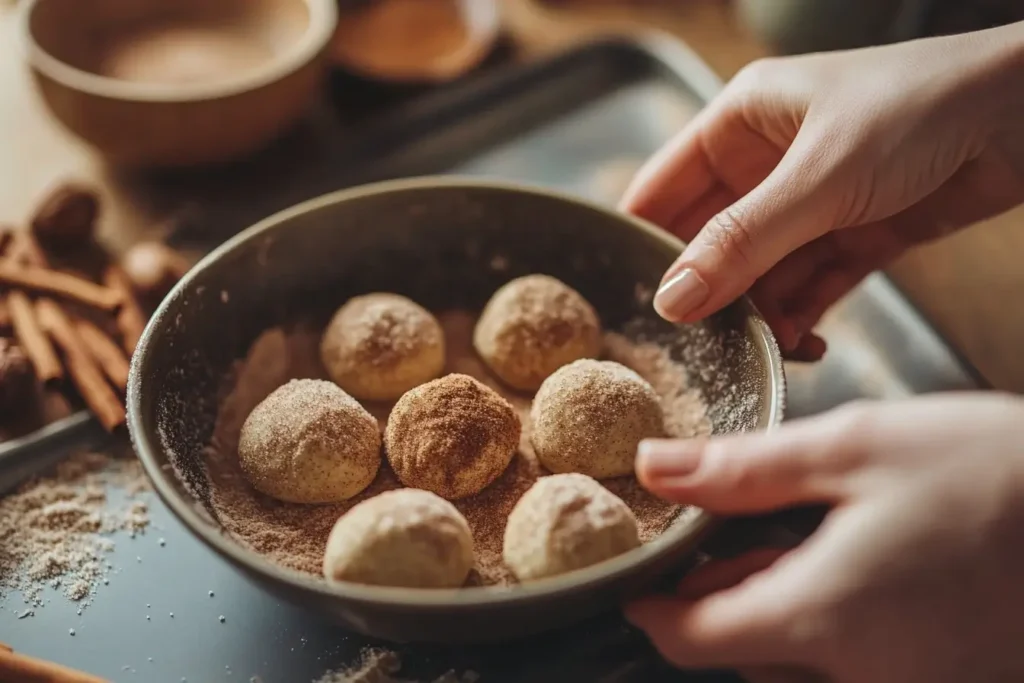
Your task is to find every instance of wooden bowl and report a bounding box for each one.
[128,178,786,643]
[20,0,338,168]
[330,0,501,84]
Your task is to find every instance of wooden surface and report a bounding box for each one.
[2,0,1022,391]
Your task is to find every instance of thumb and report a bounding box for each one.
[653,129,844,324]
[636,411,857,514]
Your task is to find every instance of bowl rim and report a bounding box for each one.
[127,176,786,610]
[18,0,338,103]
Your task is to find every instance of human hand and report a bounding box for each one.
[621,23,1024,360]
[625,393,1024,683]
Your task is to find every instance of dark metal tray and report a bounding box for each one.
[2,35,981,682]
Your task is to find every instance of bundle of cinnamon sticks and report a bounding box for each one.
[0,182,188,434]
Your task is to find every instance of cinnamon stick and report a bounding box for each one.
[36,299,125,432]
[0,261,122,312]
[0,643,109,683]
[74,319,130,391]
[8,291,63,384]
[42,388,73,422]
[102,264,147,355]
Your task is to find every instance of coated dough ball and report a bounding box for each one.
[323,489,474,588]
[385,374,520,500]
[320,293,445,401]
[238,379,381,503]
[473,275,601,391]
[503,473,640,581]
[531,359,665,479]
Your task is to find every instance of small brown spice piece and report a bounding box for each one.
[36,299,125,432]
[30,183,100,251]
[0,338,35,415]
[8,291,63,384]
[74,319,131,391]
[0,226,13,256]
[102,264,147,355]
[0,261,122,312]
[0,297,11,335]
[120,241,189,300]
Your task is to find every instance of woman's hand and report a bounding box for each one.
[622,23,1024,360]
[626,394,1024,683]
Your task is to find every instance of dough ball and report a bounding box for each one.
[320,293,445,401]
[385,373,520,500]
[473,275,601,391]
[323,489,473,588]
[531,359,665,479]
[503,473,640,581]
[238,379,381,503]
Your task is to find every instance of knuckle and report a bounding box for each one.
[702,207,758,270]
[780,598,845,665]
[701,441,762,491]
[819,401,879,470]
[730,58,782,94]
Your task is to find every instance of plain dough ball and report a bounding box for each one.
[473,274,601,391]
[323,489,474,588]
[320,293,445,401]
[503,473,640,581]
[531,359,665,479]
[238,379,381,503]
[384,373,520,500]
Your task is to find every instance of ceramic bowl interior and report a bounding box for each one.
[25,0,328,97]
[128,178,785,642]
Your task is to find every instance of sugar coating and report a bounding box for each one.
[320,293,445,401]
[473,275,601,391]
[237,379,381,504]
[323,489,473,588]
[384,374,520,500]
[531,359,665,479]
[503,473,640,581]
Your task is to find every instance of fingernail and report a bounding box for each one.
[654,268,709,321]
[637,439,702,478]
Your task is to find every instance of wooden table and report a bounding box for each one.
[2,0,1022,391]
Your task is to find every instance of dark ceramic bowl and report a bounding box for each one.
[127,178,786,643]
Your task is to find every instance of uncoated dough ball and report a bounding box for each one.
[323,489,474,588]
[385,374,520,500]
[531,359,665,479]
[473,274,601,391]
[320,293,445,401]
[238,379,381,504]
[503,473,640,582]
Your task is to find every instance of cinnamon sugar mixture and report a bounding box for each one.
[0,452,150,608]
[203,310,711,585]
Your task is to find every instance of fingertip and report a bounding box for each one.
[786,333,827,362]
[653,267,711,322]
[636,438,703,480]
[623,595,677,630]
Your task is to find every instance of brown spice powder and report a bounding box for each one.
[203,310,711,585]
[0,452,151,608]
